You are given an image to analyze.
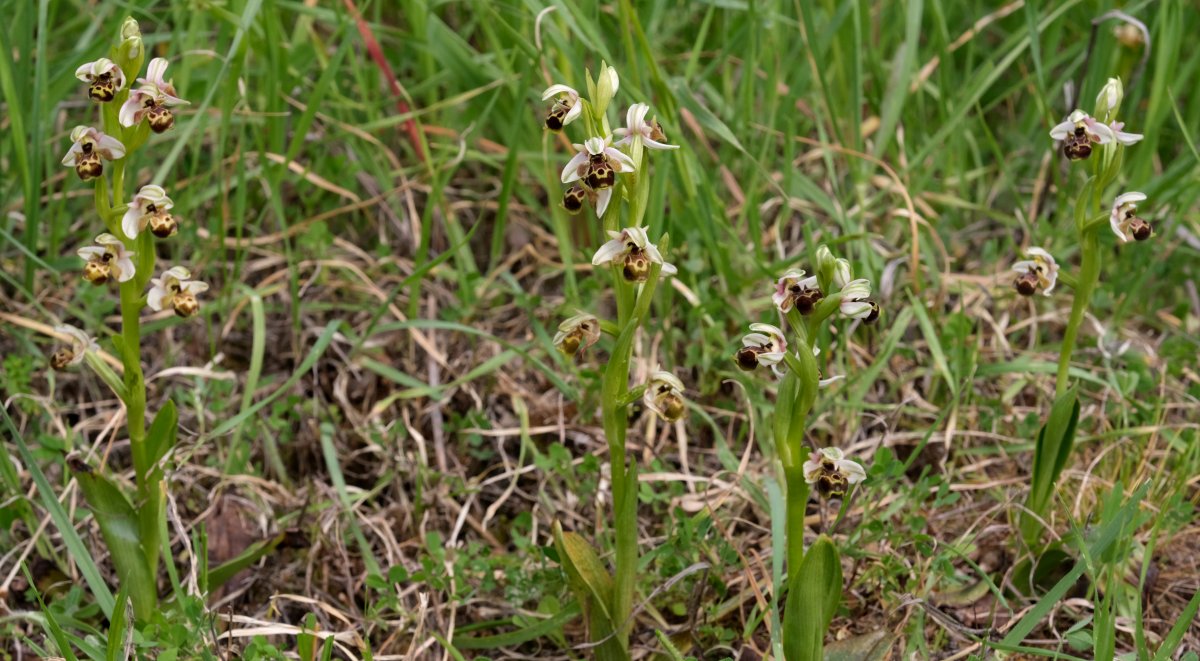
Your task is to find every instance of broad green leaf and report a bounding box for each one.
[783,535,842,661]
[71,461,157,620]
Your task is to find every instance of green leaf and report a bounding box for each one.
[553,524,614,621]
[1022,387,1080,545]
[106,588,133,661]
[144,400,177,474]
[71,461,157,620]
[783,535,842,661]
[1153,586,1200,660]
[2,407,115,618]
[452,602,581,650]
[206,532,287,591]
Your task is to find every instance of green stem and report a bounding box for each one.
[1055,230,1100,395]
[780,311,821,580]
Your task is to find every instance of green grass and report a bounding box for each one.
[1,0,1198,658]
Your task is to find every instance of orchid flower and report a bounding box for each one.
[1049,110,1115,160]
[1012,247,1059,296]
[542,83,582,131]
[1110,192,1152,242]
[77,233,135,284]
[736,323,788,375]
[773,270,822,314]
[614,103,677,150]
[802,447,866,498]
[147,266,208,317]
[119,58,189,133]
[553,312,601,357]
[122,185,177,239]
[562,136,637,218]
[643,369,686,422]
[839,279,879,323]
[49,324,100,371]
[75,58,126,102]
[591,227,677,282]
[61,126,125,181]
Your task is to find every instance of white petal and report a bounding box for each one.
[748,322,784,338]
[818,375,845,388]
[96,134,126,160]
[164,266,193,281]
[182,280,209,294]
[61,143,82,166]
[837,459,867,483]
[75,61,95,81]
[741,332,771,348]
[122,208,143,239]
[606,147,637,172]
[584,136,607,155]
[642,137,678,150]
[77,246,105,260]
[1048,120,1074,140]
[114,257,136,282]
[146,284,168,311]
[119,95,143,127]
[1011,260,1035,274]
[541,84,578,100]
[1113,129,1143,145]
[563,101,583,126]
[145,58,169,87]
[659,261,678,276]
[1025,247,1054,262]
[596,187,613,218]
[1066,109,1089,123]
[1087,121,1114,144]
[560,150,588,183]
[591,238,626,266]
[1114,192,1147,207]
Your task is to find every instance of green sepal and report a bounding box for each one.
[70,459,157,620]
[783,535,843,661]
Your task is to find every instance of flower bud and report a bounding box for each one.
[116,17,144,73]
[593,63,619,120]
[1096,77,1123,118]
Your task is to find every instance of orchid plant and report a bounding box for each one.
[736,245,876,661]
[541,63,680,660]
[1015,77,1151,546]
[46,18,201,622]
